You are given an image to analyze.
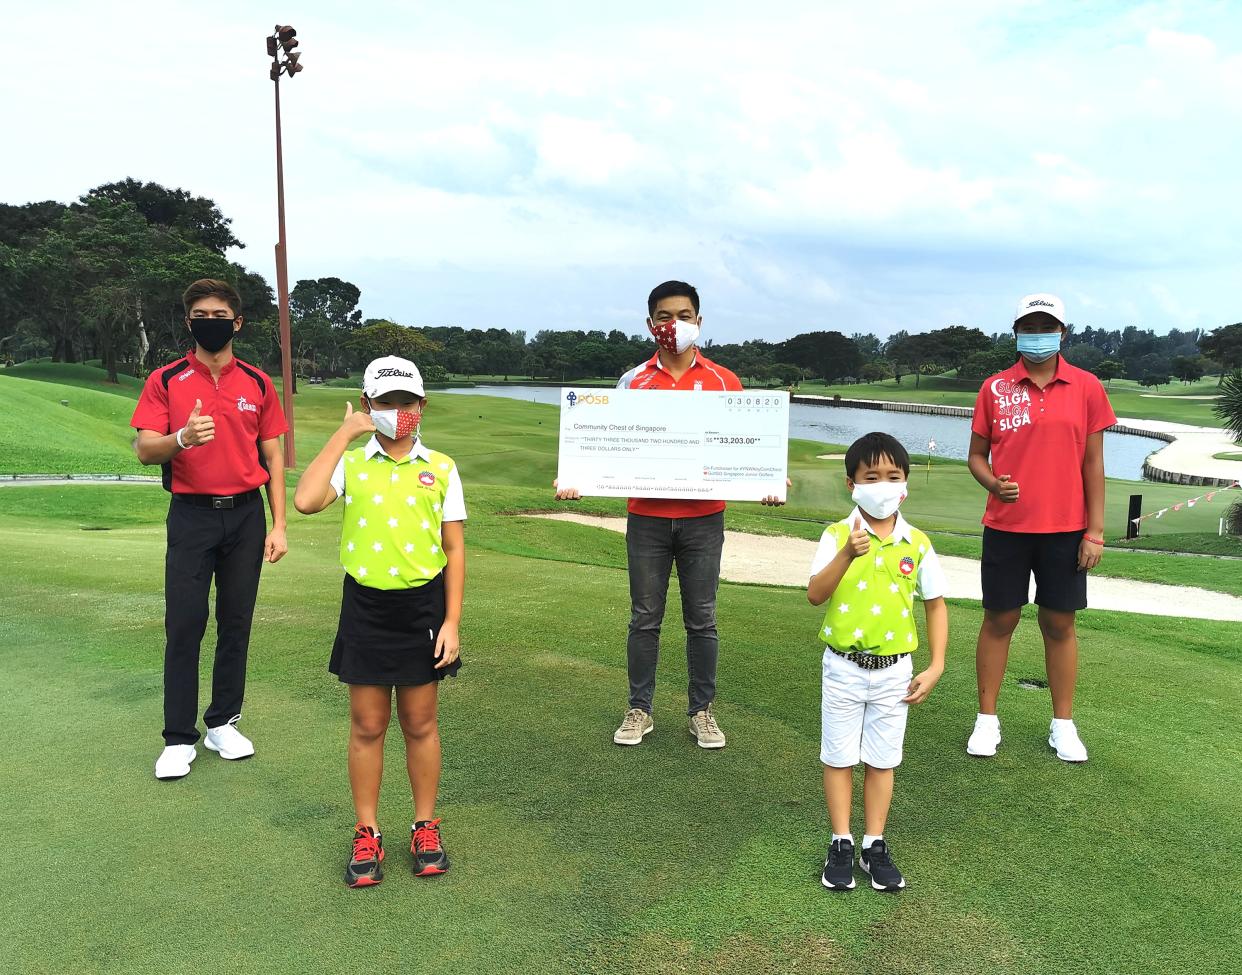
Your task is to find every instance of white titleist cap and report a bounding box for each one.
[1014,293,1066,326]
[363,356,425,398]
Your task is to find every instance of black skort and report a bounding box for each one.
[981,527,1088,612]
[330,573,461,685]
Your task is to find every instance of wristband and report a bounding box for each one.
[1083,534,1104,546]
[176,427,192,449]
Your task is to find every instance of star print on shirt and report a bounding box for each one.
[421,520,430,530]
[387,517,399,528]
[439,463,449,470]
[357,566,368,577]
[404,543,414,553]
[871,605,882,616]
[346,541,355,552]
[885,631,895,641]
[358,472,368,481]
[875,556,884,567]
[388,567,399,577]
[852,628,864,639]
[372,541,383,552]
[430,545,439,554]
[345,495,353,505]
[406,496,416,506]
[838,603,850,614]
[358,517,367,528]
[889,583,900,594]
[901,609,910,618]
[372,494,383,504]
[919,545,926,554]
[823,626,833,637]
[432,502,441,513]
[391,472,400,483]
[907,633,913,643]
[856,580,868,591]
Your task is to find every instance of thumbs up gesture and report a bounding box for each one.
[341,400,377,439]
[846,514,871,559]
[181,399,215,447]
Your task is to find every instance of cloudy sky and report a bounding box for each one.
[4,0,1240,342]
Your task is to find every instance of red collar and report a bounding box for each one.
[185,350,237,380]
[1008,355,1071,386]
[646,349,700,374]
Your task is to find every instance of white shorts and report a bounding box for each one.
[820,648,913,769]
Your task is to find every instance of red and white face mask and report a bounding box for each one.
[369,405,422,439]
[648,317,701,355]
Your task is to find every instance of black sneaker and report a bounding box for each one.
[344,824,384,888]
[859,840,905,891]
[411,818,450,876]
[820,838,856,890]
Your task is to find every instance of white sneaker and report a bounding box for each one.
[689,706,726,749]
[155,744,196,780]
[204,716,255,760]
[613,708,654,746]
[966,715,1001,757]
[1049,720,1088,763]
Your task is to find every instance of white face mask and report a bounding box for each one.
[368,406,421,440]
[851,481,908,520]
[648,317,701,355]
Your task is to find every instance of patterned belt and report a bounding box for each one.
[829,647,911,670]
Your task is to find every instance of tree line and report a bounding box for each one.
[3,181,1241,389]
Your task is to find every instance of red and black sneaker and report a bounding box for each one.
[345,824,385,888]
[411,818,450,876]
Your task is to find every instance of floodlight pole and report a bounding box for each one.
[272,70,295,468]
[267,25,301,469]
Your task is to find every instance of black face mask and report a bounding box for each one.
[189,317,237,353]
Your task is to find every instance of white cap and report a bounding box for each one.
[363,356,424,399]
[1014,293,1066,326]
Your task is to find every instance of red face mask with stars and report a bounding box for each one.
[648,317,701,355]
[367,404,422,439]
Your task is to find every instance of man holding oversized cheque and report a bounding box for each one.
[555,281,788,749]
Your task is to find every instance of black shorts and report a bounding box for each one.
[330,573,461,685]
[980,527,1087,613]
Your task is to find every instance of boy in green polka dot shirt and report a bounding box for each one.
[808,432,948,893]
[294,356,466,888]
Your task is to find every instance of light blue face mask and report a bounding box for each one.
[1016,332,1062,363]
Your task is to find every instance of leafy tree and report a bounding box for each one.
[780,330,861,382]
[348,321,443,370]
[1095,359,1123,388]
[291,277,362,331]
[1063,342,1104,373]
[1139,374,1170,389]
[83,179,242,254]
[860,360,892,383]
[1200,324,1242,385]
[1170,355,1206,384]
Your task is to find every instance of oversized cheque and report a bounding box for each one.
[556,388,789,501]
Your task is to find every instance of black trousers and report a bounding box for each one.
[162,497,266,745]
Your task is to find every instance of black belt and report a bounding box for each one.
[174,489,262,509]
[829,647,911,670]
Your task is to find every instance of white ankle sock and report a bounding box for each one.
[976,712,1000,727]
[831,833,854,846]
[862,834,882,850]
[1051,718,1076,732]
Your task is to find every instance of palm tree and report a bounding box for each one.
[1214,371,1242,534]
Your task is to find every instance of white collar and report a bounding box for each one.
[846,506,913,544]
[363,435,431,462]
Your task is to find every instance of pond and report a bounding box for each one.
[438,385,1160,481]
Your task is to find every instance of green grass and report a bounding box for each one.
[1212,451,1242,462]
[1,365,1240,973]
[0,479,1239,975]
[797,376,1226,427]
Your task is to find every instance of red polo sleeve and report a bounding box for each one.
[258,375,288,440]
[131,371,170,433]
[971,381,993,439]
[1086,378,1117,434]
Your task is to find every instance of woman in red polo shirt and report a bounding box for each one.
[965,294,1116,764]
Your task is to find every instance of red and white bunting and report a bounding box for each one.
[1130,482,1241,525]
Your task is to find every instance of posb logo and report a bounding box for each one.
[565,391,609,409]
[418,471,436,487]
[900,556,915,576]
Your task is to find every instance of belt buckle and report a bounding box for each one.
[212,496,235,510]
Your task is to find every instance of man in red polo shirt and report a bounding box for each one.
[965,293,1115,764]
[558,280,783,749]
[131,278,289,780]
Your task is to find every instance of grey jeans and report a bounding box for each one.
[625,511,724,715]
